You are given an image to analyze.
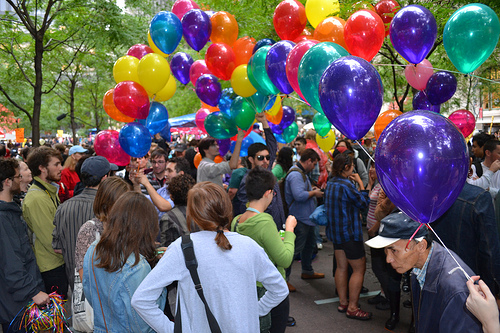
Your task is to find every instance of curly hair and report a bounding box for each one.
[168,174,195,206]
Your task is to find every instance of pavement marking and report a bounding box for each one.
[314,290,381,305]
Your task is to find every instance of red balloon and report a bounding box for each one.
[205,43,236,81]
[113,81,150,119]
[171,0,200,20]
[374,0,400,37]
[448,109,476,138]
[286,40,319,101]
[127,44,153,60]
[195,108,210,134]
[273,0,307,41]
[94,130,130,166]
[103,89,135,122]
[189,60,211,86]
[344,9,385,61]
[230,126,252,141]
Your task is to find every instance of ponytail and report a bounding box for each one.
[215,226,232,250]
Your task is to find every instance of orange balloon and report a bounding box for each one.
[313,17,347,50]
[194,152,202,168]
[214,155,224,163]
[201,101,220,112]
[265,107,283,125]
[374,109,402,140]
[233,36,256,66]
[210,11,239,47]
[103,89,135,122]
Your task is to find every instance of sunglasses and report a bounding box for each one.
[256,155,271,161]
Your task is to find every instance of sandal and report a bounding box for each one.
[337,303,348,313]
[346,308,372,321]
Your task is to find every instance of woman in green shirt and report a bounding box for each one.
[272,147,294,181]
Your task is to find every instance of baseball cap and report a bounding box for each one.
[69,145,88,156]
[365,211,428,249]
[81,156,111,179]
[174,143,187,152]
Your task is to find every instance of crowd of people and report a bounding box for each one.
[1,124,500,333]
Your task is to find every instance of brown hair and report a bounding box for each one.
[186,182,233,250]
[331,153,353,177]
[26,147,62,177]
[95,192,158,272]
[93,176,132,222]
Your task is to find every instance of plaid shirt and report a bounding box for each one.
[141,171,166,195]
[413,243,435,290]
[324,176,369,244]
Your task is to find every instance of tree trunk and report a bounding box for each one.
[70,78,78,144]
[32,32,44,147]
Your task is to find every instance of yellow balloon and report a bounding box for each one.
[113,55,140,84]
[266,95,282,116]
[138,53,171,95]
[231,65,257,97]
[154,75,177,102]
[305,0,340,28]
[316,130,336,152]
[148,31,169,57]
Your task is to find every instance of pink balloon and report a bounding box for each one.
[404,59,433,91]
[113,81,150,119]
[94,130,130,166]
[195,108,210,134]
[172,0,200,20]
[189,60,212,86]
[448,109,476,138]
[127,44,153,59]
[286,40,319,100]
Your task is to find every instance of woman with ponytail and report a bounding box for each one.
[132,181,289,333]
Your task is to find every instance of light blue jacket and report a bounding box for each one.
[285,166,316,226]
[83,242,166,333]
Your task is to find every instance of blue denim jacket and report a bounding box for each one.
[83,242,166,333]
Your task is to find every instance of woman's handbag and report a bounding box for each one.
[72,268,94,332]
[310,204,328,226]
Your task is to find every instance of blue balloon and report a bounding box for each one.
[230,135,254,157]
[118,122,152,158]
[265,41,295,94]
[247,131,266,144]
[135,118,147,126]
[196,74,221,107]
[170,52,194,85]
[146,102,169,136]
[150,11,183,55]
[425,71,457,106]
[159,122,171,142]
[269,122,284,135]
[413,91,440,113]
[218,88,235,116]
[274,132,286,144]
[279,105,296,129]
[253,38,276,54]
[181,9,211,51]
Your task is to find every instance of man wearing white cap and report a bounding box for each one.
[366,212,482,333]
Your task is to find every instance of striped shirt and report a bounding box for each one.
[324,176,369,244]
[367,183,382,229]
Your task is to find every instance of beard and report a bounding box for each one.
[47,171,61,183]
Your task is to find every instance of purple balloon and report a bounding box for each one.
[181,9,211,51]
[390,5,437,64]
[319,56,383,140]
[279,105,296,128]
[375,111,468,224]
[170,52,194,85]
[425,71,457,106]
[412,91,440,113]
[253,38,276,54]
[195,74,221,107]
[269,122,284,135]
[265,41,295,94]
[217,138,231,156]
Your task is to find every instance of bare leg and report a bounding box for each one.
[347,257,366,312]
[334,249,349,307]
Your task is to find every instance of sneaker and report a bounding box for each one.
[368,292,386,305]
[287,282,296,292]
[317,243,323,250]
[287,316,296,327]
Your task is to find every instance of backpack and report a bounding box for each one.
[278,167,307,217]
[473,160,483,178]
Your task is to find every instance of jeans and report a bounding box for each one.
[293,221,317,274]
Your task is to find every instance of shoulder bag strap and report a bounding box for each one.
[92,248,109,333]
[171,207,188,234]
[181,235,222,333]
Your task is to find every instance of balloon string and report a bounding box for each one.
[354,140,375,163]
[405,223,423,250]
[426,223,472,281]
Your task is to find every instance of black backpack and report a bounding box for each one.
[278,167,307,217]
[473,160,483,178]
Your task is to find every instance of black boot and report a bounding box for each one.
[385,290,400,331]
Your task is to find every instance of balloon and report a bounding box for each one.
[149,11,183,55]
[205,43,236,81]
[195,108,210,134]
[374,109,402,140]
[137,53,171,95]
[249,46,279,95]
[204,111,238,139]
[266,95,282,116]
[404,59,433,91]
[374,0,400,37]
[145,102,169,136]
[425,71,457,106]
[201,101,219,112]
[118,122,152,158]
[170,53,194,85]
[147,31,169,57]
[274,132,287,144]
[344,9,385,62]
[230,126,253,141]
[375,110,469,224]
[231,96,256,131]
[412,91,438,112]
[279,105,296,129]
[103,89,135,123]
[231,65,257,97]
[171,0,200,20]
[94,130,130,166]
[127,44,153,60]
[113,56,140,84]
[305,0,340,28]
[319,56,383,140]
[230,135,254,157]
[266,41,295,94]
[194,152,202,168]
[390,5,437,64]
[298,42,349,113]
[444,4,500,74]
[312,113,331,137]
[316,129,336,152]
[210,11,239,47]
[181,9,211,52]
[245,91,276,114]
[313,17,347,49]
[218,88,235,116]
[154,75,177,102]
[448,109,476,138]
[273,0,307,41]
[195,74,221,107]
[159,121,171,142]
[269,122,284,135]
[189,60,211,86]
[113,81,150,119]
[218,138,231,156]
[282,122,299,143]
[286,40,318,101]
[266,106,283,124]
[233,36,256,66]
[253,38,275,54]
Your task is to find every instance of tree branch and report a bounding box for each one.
[5,38,35,87]
[0,84,32,121]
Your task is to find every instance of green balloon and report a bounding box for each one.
[250,46,279,95]
[231,96,256,131]
[444,4,500,74]
[247,56,264,92]
[312,113,331,137]
[298,42,349,113]
[245,91,275,113]
[204,112,238,139]
[283,122,299,143]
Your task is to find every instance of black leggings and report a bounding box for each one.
[270,295,290,333]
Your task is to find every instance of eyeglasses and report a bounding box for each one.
[151,160,166,165]
[256,155,271,161]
